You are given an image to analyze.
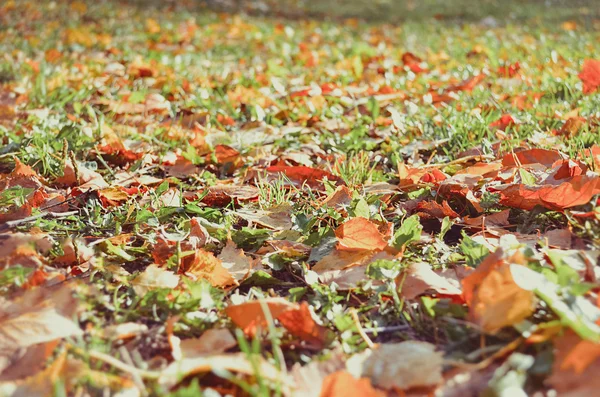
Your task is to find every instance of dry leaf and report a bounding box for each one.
[320,371,382,397]
[546,330,600,396]
[225,298,295,336]
[217,239,254,283]
[335,217,388,251]
[158,352,291,390]
[361,341,444,390]
[183,249,236,288]
[400,262,463,300]
[277,302,331,347]
[465,262,535,333]
[131,264,179,295]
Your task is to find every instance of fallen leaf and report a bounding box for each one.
[502,148,564,167]
[335,217,388,251]
[131,264,179,295]
[235,204,293,230]
[546,330,600,396]
[218,239,254,283]
[320,371,382,397]
[498,175,600,210]
[158,352,290,389]
[361,341,444,390]
[400,262,463,300]
[265,165,342,189]
[183,249,236,288]
[463,254,535,333]
[579,59,600,94]
[225,298,295,336]
[0,283,81,364]
[277,302,331,347]
[415,200,459,219]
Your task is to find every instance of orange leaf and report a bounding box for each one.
[320,371,382,397]
[224,298,295,336]
[501,148,564,167]
[277,302,331,347]
[335,217,388,251]
[464,259,535,333]
[579,59,600,94]
[546,330,600,395]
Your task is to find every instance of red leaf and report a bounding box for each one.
[489,114,516,130]
[266,165,341,189]
[498,176,600,210]
[501,148,564,167]
[579,59,600,94]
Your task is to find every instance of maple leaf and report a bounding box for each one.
[334,217,389,251]
[578,59,600,94]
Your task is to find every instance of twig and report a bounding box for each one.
[73,347,161,380]
[350,309,375,349]
[363,325,410,334]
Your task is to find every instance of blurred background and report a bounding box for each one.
[127,0,599,25]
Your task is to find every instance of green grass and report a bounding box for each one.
[0,0,600,395]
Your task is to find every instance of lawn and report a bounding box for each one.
[1,0,600,395]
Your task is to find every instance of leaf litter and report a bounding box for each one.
[0,0,599,396]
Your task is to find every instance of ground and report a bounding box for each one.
[1,0,600,396]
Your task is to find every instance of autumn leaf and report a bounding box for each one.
[0,283,82,359]
[579,59,600,94]
[546,330,600,396]
[361,341,444,390]
[501,148,564,167]
[225,298,295,336]
[265,165,342,189]
[277,302,331,347]
[183,249,236,288]
[131,264,179,295]
[462,252,536,333]
[335,217,388,251]
[320,371,382,397]
[399,262,464,300]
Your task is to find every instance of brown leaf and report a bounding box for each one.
[131,265,179,295]
[321,185,353,211]
[0,283,82,357]
[415,200,459,219]
[498,175,600,210]
[217,239,254,283]
[361,341,444,390]
[400,262,463,300]
[335,217,388,251]
[463,209,510,228]
[158,352,290,390]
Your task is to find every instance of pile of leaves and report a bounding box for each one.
[1,0,600,395]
